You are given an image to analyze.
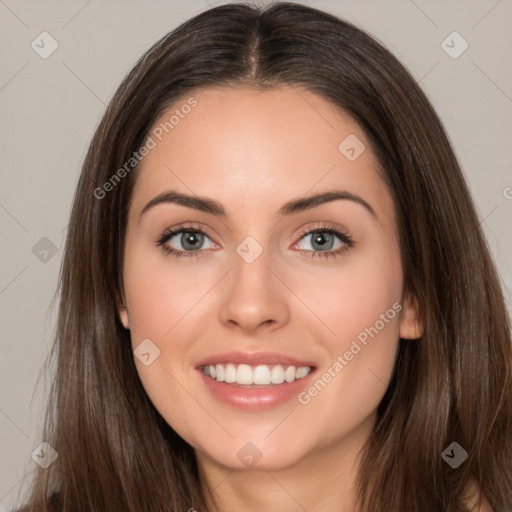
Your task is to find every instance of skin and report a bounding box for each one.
[118,85,424,511]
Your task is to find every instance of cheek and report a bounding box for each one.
[289,265,402,452]
[122,248,207,437]
[299,240,403,351]
[123,247,206,341]
[297,237,403,413]
[332,269,401,344]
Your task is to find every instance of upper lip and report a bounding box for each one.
[195,351,317,369]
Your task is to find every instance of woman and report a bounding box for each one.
[17,2,512,511]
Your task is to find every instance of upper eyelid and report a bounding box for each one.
[295,223,351,238]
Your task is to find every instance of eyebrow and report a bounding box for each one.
[140,189,377,219]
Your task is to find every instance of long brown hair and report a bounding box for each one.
[17,2,512,511]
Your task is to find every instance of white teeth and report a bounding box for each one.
[284,365,296,383]
[253,365,271,385]
[295,366,309,379]
[202,363,312,385]
[271,365,285,384]
[236,364,253,385]
[224,363,236,383]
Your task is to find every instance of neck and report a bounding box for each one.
[196,412,376,512]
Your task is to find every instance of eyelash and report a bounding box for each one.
[155,223,354,260]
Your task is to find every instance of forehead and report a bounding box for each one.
[129,85,391,221]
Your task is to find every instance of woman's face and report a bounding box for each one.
[119,86,421,473]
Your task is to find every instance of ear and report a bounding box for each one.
[116,293,130,330]
[118,304,130,329]
[399,292,423,339]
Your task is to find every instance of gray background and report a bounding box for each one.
[1,0,511,509]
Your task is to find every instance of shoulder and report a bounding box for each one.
[462,479,493,512]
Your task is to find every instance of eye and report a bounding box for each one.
[292,224,354,260]
[155,223,354,260]
[156,224,217,258]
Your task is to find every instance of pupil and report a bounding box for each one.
[312,232,333,250]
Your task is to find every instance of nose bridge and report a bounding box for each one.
[233,235,273,290]
[218,235,288,332]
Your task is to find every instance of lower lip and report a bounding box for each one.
[197,367,317,411]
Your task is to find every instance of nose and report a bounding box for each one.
[218,244,290,334]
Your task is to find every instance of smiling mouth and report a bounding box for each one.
[200,363,314,386]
